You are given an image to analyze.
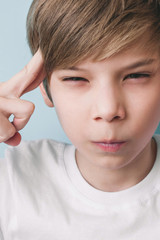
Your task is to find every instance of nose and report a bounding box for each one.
[92,84,126,122]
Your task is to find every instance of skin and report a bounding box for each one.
[1,42,160,192]
[0,50,45,146]
[46,42,160,192]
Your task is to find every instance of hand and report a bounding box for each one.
[0,49,45,146]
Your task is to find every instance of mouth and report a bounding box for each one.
[92,140,126,153]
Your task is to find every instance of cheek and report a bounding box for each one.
[53,95,85,141]
[52,85,90,127]
[141,91,160,123]
[128,89,160,137]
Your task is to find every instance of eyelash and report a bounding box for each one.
[124,73,150,80]
[63,77,88,81]
[62,73,150,82]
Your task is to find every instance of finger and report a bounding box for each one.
[12,110,34,131]
[0,49,46,98]
[4,132,21,146]
[21,66,46,95]
[0,114,17,143]
[0,97,35,131]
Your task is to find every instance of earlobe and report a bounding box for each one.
[39,81,54,108]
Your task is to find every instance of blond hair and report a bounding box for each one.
[27,0,160,76]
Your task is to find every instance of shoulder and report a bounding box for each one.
[0,139,71,201]
[0,138,72,204]
[3,139,69,180]
[5,138,67,170]
[5,138,66,160]
[0,139,73,233]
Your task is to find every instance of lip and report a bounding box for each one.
[92,140,126,153]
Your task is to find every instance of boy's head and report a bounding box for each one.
[26,0,160,179]
[27,0,160,78]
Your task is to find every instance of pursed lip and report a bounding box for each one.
[92,140,127,152]
[93,139,126,144]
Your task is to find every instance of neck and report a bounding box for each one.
[76,139,157,192]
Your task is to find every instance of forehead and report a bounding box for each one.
[99,31,159,60]
[49,31,160,76]
[60,39,159,71]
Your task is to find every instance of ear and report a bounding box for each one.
[39,82,54,107]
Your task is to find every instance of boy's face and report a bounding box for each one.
[43,41,160,171]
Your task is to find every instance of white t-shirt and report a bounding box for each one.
[0,135,160,240]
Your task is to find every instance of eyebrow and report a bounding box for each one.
[62,66,87,72]
[62,58,156,72]
[124,58,156,70]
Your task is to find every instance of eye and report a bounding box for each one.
[62,77,88,82]
[124,73,150,81]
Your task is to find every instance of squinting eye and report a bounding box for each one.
[63,77,88,81]
[124,73,150,80]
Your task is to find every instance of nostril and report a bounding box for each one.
[94,114,123,122]
[94,117,102,121]
[114,115,120,120]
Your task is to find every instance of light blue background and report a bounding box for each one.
[0,0,160,158]
[0,0,71,158]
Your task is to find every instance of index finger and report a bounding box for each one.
[0,49,46,98]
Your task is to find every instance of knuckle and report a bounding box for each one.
[29,102,35,114]
[0,82,7,95]
[23,65,29,76]
[23,101,35,116]
[22,64,38,80]
[0,126,16,143]
[0,115,15,142]
[6,126,16,139]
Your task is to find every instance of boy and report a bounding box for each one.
[0,0,160,239]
